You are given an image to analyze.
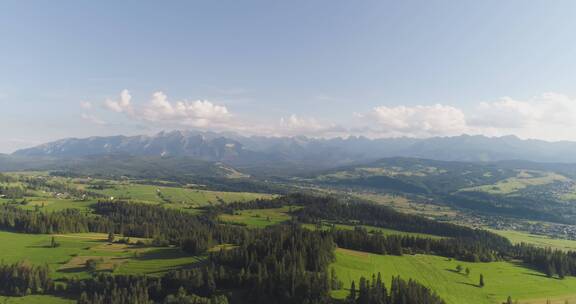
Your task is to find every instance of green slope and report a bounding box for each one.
[332,248,576,304]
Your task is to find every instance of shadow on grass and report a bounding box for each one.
[510,260,562,280]
[445,268,466,275]
[457,281,480,288]
[26,245,56,249]
[521,272,562,280]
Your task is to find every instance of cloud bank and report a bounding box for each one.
[360,104,468,137]
[97,90,233,129]
[82,90,576,141]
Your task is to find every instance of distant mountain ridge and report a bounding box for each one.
[13,131,576,166]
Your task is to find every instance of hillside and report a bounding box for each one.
[298,157,576,226]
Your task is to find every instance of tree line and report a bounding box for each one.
[0,261,52,296]
[346,273,445,304]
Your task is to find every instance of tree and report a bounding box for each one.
[479,274,485,288]
[85,259,99,272]
[465,267,470,276]
[456,265,463,273]
[348,280,356,301]
[506,296,513,304]
[50,237,59,248]
[330,267,342,290]
[107,231,115,243]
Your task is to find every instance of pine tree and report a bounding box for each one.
[358,276,368,304]
[330,267,341,290]
[348,280,357,301]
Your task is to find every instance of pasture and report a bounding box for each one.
[460,170,567,194]
[332,248,576,304]
[218,206,297,227]
[302,222,444,239]
[0,230,205,280]
[1,172,274,213]
[492,229,576,251]
[93,183,272,207]
[2,295,74,304]
[357,193,458,218]
[19,198,96,212]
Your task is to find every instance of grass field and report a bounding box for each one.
[0,230,205,279]
[2,184,272,214]
[1,295,74,304]
[1,172,274,213]
[19,198,96,212]
[357,193,458,219]
[218,206,298,227]
[492,229,576,251]
[302,222,445,239]
[94,183,272,207]
[461,170,567,194]
[332,248,576,304]
[114,247,206,275]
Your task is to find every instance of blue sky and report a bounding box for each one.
[2,1,576,152]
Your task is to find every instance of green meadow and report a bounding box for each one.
[0,230,205,280]
[357,193,458,218]
[302,222,444,239]
[460,170,567,194]
[491,229,576,251]
[332,248,576,304]
[1,172,274,213]
[19,198,96,212]
[94,183,273,206]
[218,206,297,227]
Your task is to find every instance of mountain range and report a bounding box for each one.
[11,131,576,169]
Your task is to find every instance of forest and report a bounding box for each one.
[0,192,461,303]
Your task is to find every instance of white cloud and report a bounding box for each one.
[101,89,232,129]
[93,89,576,141]
[141,91,231,127]
[361,104,469,137]
[104,89,133,114]
[468,93,576,140]
[79,100,106,125]
[479,93,576,127]
[354,93,576,141]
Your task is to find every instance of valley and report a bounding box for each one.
[4,151,576,303]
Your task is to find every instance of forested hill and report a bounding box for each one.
[300,157,518,194]
[298,157,576,225]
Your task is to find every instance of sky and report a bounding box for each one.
[3,1,576,152]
